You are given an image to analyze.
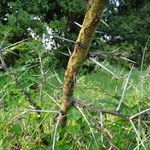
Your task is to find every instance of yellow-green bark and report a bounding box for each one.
[59,0,108,126]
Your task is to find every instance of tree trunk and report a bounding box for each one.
[59,0,108,127]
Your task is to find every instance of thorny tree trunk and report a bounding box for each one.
[59,0,108,126]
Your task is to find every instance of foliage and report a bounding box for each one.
[0,0,150,149]
[99,0,150,66]
[0,0,149,68]
[0,0,86,68]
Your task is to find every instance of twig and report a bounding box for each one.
[119,56,136,63]
[23,108,61,150]
[43,90,61,107]
[130,108,150,120]
[67,47,72,55]
[89,51,117,56]
[74,99,129,119]
[76,105,98,145]
[0,38,29,52]
[0,91,7,111]
[74,21,105,33]
[72,22,136,64]
[54,36,76,44]
[24,109,60,114]
[100,19,109,27]
[89,57,120,79]
[133,135,150,150]
[116,65,134,111]
[99,112,104,142]
[24,113,49,148]
[129,119,146,150]
[84,109,119,150]
[0,46,41,110]
[38,52,45,101]
[54,70,62,84]
[74,99,149,121]
[52,113,61,150]
[59,51,70,56]
[89,51,136,64]
[0,48,7,71]
[18,64,39,80]
[12,73,41,110]
[93,119,119,150]
[139,37,149,99]
[74,22,82,28]
[140,37,149,75]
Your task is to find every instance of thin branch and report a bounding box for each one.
[12,73,41,110]
[43,90,61,107]
[133,136,150,150]
[90,57,120,79]
[74,99,129,119]
[52,113,61,150]
[0,28,12,48]
[74,22,82,28]
[53,27,136,65]
[2,109,60,130]
[90,51,136,64]
[67,47,72,55]
[76,105,98,146]
[24,113,49,148]
[139,37,150,99]
[130,108,150,120]
[22,109,61,150]
[59,51,70,56]
[116,65,134,111]
[24,109,60,114]
[38,52,45,101]
[84,109,119,150]
[74,99,149,121]
[89,51,117,56]
[0,91,7,111]
[0,48,7,71]
[119,56,136,63]
[74,21,108,33]
[1,38,29,52]
[0,46,41,110]
[54,70,62,84]
[140,36,149,74]
[54,36,76,44]
[100,19,109,27]
[18,64,39,80]
[129,119,146,150]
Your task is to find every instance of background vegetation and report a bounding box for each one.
[0,0,149,149]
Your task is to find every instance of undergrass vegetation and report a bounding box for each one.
[0,58,150,149]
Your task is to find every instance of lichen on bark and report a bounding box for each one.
[59,0,108,127]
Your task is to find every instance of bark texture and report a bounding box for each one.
[59,0,108,126]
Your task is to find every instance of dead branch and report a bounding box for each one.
[73,98,149,120]
[0,46,41,110]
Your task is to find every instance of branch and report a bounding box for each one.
[89,51,136,63]
[0,46,41,110]
[54,36,76,44]
[73,99,129,119]
[74,21,108,33]
[116,65,134,111]
[73,99,149,121]
[89,57,120,79]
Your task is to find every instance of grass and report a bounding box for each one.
[0,61,150,149]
